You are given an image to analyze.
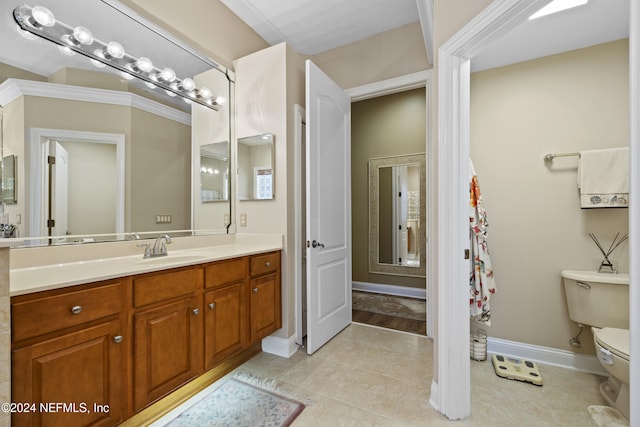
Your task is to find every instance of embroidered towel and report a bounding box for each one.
[578,147,629,208]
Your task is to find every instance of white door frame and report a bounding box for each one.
[346,70,434,335]
[28,128,125,239]
[434,0,639,422]
[294,69,433,344]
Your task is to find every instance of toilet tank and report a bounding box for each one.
[561,270,629,329]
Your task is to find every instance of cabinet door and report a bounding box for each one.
[205,282,248,369]
[250,272,282,343]
[133,296,202,411]
[12,320,124,427]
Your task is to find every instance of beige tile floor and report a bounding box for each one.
[234,323,610,426]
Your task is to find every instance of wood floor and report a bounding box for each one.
[352,309,426,336]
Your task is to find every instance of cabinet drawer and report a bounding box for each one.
[133,267,203,308]
[12,282,123,342]
[250,252,280,277]
[205,257,247,289]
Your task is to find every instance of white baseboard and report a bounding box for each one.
[352,281,426,299]
[487,336,607,376]
[261,334,298,358]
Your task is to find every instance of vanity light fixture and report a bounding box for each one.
[13,4,223,110]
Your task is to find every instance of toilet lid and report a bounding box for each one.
[595,327,630,361]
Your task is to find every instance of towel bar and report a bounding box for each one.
[543,152,580,162]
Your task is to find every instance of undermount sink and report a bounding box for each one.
[136,254,208,265]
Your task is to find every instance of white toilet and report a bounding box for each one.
[561,269,630,420]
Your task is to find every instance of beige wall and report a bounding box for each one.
[311,22,430,89]
[470,39,629,353]
[351,88,427,288]
[8,96,191,235]
[234,43,306,339]
[117,0,269,69]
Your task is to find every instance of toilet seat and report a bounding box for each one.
[595,327,630,361]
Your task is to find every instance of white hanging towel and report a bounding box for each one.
[578,147,629,208]
[469,160,496,325]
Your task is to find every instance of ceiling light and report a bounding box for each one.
[105,41,125,59]
[30,5,55,27]
[154,67,176,83]
[529,0,588,20]
[63,26,93,46]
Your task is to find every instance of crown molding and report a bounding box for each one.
[0,78,190,125]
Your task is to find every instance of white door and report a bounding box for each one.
[50,141,69,240]
[305,60,352,354]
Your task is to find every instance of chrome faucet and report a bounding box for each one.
[137,234,172,259]
[152,234,172,257]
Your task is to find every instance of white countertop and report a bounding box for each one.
[10,234,282,296]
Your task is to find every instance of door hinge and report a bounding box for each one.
[399,257,402,264]
[47,155,56,165]
[398,224,402,230]
[464,249,470,259]
[398,191,402,197]
[47,219,55,228]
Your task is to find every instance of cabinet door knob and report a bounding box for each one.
[265,261,271,267]
[208,302,215,309]
[70,305,82,315]
[192,308,200,316]
[113,335,123,344]
[252,287,259,293]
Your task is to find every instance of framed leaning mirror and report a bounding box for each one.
[369,153,426,277]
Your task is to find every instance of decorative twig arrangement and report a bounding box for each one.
[588,232,628,273]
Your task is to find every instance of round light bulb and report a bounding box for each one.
[135,57,153,73]
[165,90,177,97]
[120,71,135,80]
[198,86,212,99]
[181,78,195,91]
[72,26,93,45]
[158,68,176,83]
[215,96,226,105]
[106,42,125,59]
[31,6,55,27]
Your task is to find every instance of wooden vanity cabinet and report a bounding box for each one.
[11,279,127,427]
[249,252,282,343]
[204,257,249,369]
[11,250,282,425]
[131,267,204,412]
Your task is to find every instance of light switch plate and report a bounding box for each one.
[239,213,247,227]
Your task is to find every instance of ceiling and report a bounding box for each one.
[221,0,630,73]
[219,0,421,56]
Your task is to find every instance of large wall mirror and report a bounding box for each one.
[0,0,233,245]
[238,133,274,201]
[369,153,426,277]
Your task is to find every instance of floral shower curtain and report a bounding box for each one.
[469,160,496,325]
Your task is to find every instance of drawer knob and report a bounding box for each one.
[192,308,200,316]
[252,287,259,294]
[208,302,215,309]
[265,261,271,267]
[70,305,83,315]
[113,335,123,344]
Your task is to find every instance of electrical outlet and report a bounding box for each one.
[240,213,247,227]
[155,215,172,224]
[224,213,230,226]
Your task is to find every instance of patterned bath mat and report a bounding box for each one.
[588,405,629,427]
[161,378,305,427]
[352,290,426,320]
